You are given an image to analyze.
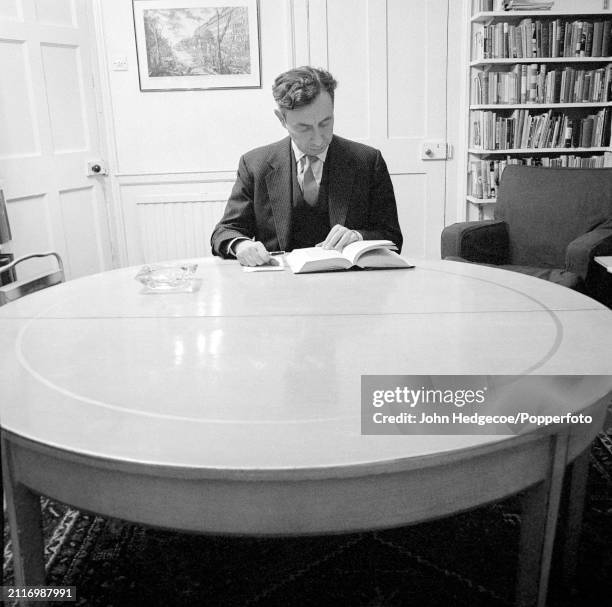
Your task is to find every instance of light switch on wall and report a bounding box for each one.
[421,141,452,161]
[111,55,128,71]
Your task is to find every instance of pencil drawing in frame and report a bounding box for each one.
[132,0,261,91]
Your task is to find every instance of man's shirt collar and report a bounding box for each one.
[291,140,329,165]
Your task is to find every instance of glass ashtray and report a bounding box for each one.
[135,262,199,292]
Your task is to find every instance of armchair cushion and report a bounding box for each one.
[443,259,583,290]
[441,220,509,265]
[497,265,583,289]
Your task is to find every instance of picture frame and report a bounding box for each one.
[132,0,261,92]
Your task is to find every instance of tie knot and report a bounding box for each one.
[305,155,319,168]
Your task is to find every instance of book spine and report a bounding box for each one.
[602,20,611,57]
[528,63,538,103]
[593,68,602,102]
[563,20,572,58]
[604,65,612,102]
[509,24,516,59]
[592,21,603,58]
[560,68,567,104]
[544,21,551,58]
[470,161,482,198]
[575,21,585,58]
[496,22,503,58]
[585,22,594,57]
[581,116,594,148]
[503,22,509,59]
[594,109,603,147]
[602,108,611,146]
[568,68,576,104]
[563,117,573,148]
[537,64,546,104]
[585,72,593,103]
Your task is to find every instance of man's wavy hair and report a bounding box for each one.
[272,66,337,112]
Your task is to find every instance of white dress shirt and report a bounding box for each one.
[291,140,328,189]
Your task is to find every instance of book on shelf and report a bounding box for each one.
[469,154,610,201]
[603,21,612,57]
[475,1,506,11]
[474,18,612,60]
[471,107,611,149]
[470,159,501,198]
[284,241,413,274]
[476,0,554,11]
[469,4,611,211]
[504,0,554,10]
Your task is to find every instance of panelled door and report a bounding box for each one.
[0,0,111,281]
[297,0,450,259]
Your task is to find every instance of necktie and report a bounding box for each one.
[302,155,319,206]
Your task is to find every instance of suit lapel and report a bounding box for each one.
[327,136,354,227]
[265,138,293,251]
[264,136,355,249]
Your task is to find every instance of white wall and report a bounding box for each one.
[100,1,291,175]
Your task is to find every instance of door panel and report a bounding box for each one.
[0,0,111,281]
[41,43,88,152]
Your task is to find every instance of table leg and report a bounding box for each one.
[555,448,591,599]
[561,448,589,579]
[515,432,569,607]
[1,435,47,607]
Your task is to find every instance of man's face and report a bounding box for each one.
[275,91,334,155]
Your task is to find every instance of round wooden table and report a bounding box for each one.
[2,258,611,606]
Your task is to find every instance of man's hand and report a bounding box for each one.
[234,240,271,266]
[317,225,361,251]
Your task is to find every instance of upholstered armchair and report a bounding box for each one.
[441,166,612,307]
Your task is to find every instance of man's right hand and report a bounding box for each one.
[234,240,271,266]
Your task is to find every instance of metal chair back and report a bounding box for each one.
[0,252,65,306]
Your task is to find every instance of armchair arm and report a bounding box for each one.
[441,220,510,265]
[566,225,612,280]
[566,224,612,307]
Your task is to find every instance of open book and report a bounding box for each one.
[285,240,413,274]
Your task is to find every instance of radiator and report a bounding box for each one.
[136,193,229,263]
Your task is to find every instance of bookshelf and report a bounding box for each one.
[466,1,612,219]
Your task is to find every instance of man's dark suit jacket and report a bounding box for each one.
[210,135,403,257]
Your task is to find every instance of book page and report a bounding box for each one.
[341,240,396,265]
[285,247,350,273]
[289,247,345,262]
[355,248,413,269]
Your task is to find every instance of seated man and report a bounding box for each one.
[211,66,403,266]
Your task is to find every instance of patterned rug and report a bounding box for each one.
[3,430,611,607]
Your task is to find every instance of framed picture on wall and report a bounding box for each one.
[132,0,261,91]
